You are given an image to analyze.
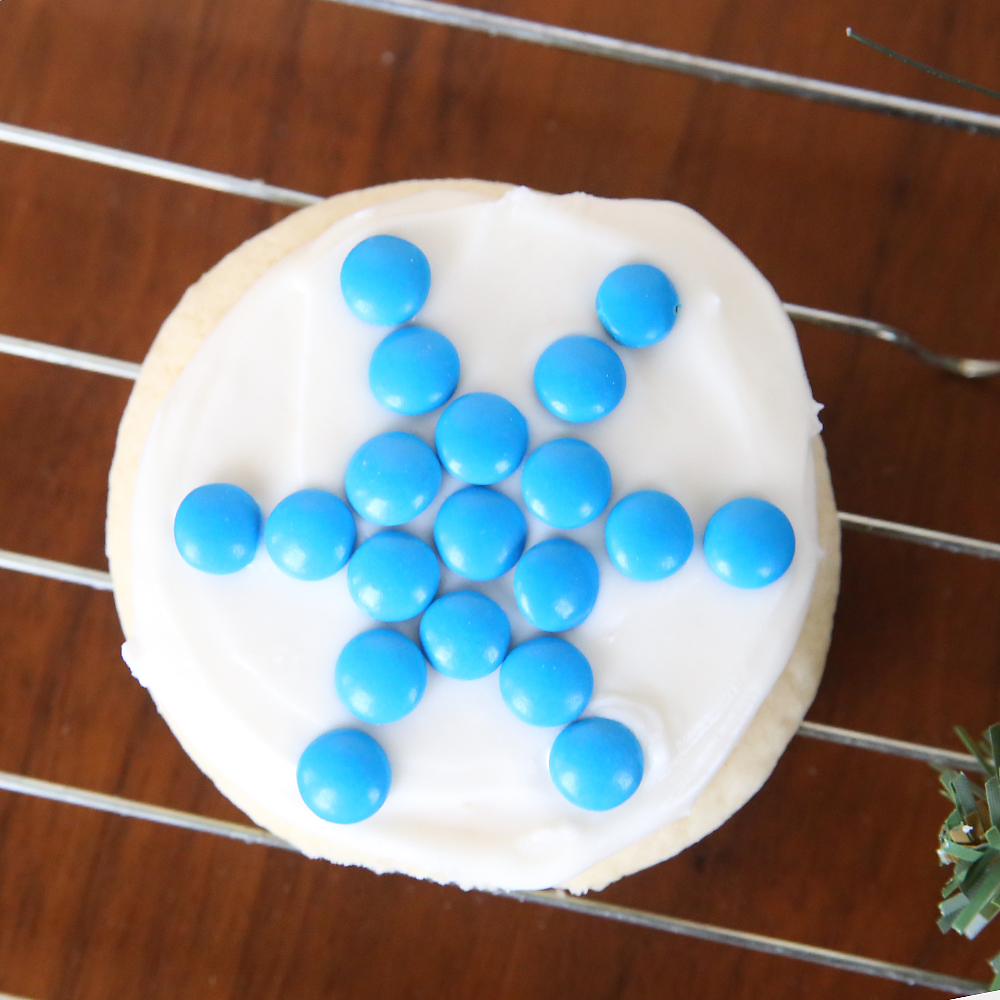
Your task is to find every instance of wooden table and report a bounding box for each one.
[0,1,998,997]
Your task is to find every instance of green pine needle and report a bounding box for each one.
[935,726,1000,979]
[846,28,1000,104]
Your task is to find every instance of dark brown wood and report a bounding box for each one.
[0,0,999,997]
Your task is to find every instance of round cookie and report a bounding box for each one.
[106,180,840,893]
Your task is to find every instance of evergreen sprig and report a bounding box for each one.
[936,724,1000,989]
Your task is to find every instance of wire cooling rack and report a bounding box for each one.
[1,2,999,997]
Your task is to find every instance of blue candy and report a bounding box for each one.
[435,392,528,485]
[605,490,693,581]
[369,325,461,415]
[345,431,441,527]
[174,483,261,574]
[335,629,427,724]
[704,497,796,589]
[596,263,680,348]
[433,486,527,581]
[297,728,391,824]
[420,590,511,680]
[347,530,440,621]
[499,636,593,727]
[264,489,356,580]
[340,235,431,326]
[513,538,599,632]
[533,335,626,423]
[549,717,644,811]
[521,438,612,529]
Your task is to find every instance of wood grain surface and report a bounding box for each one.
[0,1,998,997]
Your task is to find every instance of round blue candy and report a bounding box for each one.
[549,717,644,811]
[434,393,528,485]
[433,487,526,581]
[347,530,440,621]
[521,438,612,529]
[513,538,600,632]
[605,490,694,581]
[174,483,261,574]
[419,590,511,680]
[596,263,680,348]
[369,325,461,415]
[340,235,431,326]
[345,432,441,527]
[533,335,626,423]
[297,728,391,824]
[335,629,427,723]
[264,489,356,580]
[499,636,593,727]
[703,497,796,589]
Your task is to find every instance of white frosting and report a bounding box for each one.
[123,187,823,891]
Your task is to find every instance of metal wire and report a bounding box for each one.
[318,0,1000,137]
[0,549,113,591]
[5,511,999,598]
[2,330,997,783]
[797,721,983,773]
[2,128,998,383]
[0,519,986,780]
[0,503,984,777]
[0,333,141,380]
[507,891,987,995]
[785,305,1000,379]
[3,335,1000,596]
[0,525,979,774]
[0,771,289,849]
[0,497,984,777]
[839,513,1000,561]
[0,122,323,208]
[0,769,986,994]
[3,308,998,386]
[0,514,996,596]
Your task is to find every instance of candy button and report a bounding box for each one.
[533,335,625,423]
[513,538,599,632]
[549,717,644,811]
[605,490,693,581]
[174,483,261,574]
[433,486,527,581]
[521,438,612,529]
[340,235,431,326]
[335,629,427,723]
[596,263,680,348]
[435,393,528,485]
[347,530,440,621]
[419,590,511,680]
[297,729,391,824]
[369,325,461,415]
[704,497,795,589]
[345,432,442,527]
[264,489,356,580]
[499,636,593,727]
